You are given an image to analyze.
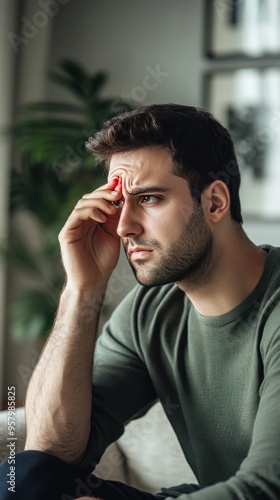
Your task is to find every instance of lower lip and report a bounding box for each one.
[130,250,152,260]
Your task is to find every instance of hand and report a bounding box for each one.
[58,177,122,290]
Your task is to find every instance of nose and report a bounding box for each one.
[116,202,143,239]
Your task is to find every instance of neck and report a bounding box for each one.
[177,226,268,317]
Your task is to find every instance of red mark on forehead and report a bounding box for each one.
[115,176,122,194]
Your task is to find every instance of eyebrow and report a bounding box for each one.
[127,186,170,196]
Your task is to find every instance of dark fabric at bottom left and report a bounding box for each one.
[0,450,162,500]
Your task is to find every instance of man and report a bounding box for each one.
[1,104,280,499]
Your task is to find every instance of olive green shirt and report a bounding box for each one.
[82,244,280,499]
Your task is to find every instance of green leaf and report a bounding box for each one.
[50,72,85,98]
[89,72,108,94]
[59,59,88,84]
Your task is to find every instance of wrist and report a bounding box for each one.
[61,282,108,312]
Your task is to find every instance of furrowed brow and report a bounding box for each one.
[127,186,169,196]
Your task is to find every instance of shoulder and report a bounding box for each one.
[260,244,280,275]
[259,245,280,356]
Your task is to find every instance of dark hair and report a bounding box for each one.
[86,104,243,224]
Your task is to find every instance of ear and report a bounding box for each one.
[201,181,230,223]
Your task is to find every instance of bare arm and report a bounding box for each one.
[24,177,122,464]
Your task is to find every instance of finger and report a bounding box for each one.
[70,205,117,226]
[80,189,120,204]
[63,177,122,232]
[82,177,120,199]
[62,210,103,233]
[75,198,118,217]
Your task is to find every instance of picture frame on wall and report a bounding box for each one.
[204,67,280,220]
[205,0,280,58]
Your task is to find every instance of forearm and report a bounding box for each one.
[24,284,104,464]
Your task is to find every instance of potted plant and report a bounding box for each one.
[3,59,132,340]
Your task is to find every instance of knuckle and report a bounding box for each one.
[75,198,82,208]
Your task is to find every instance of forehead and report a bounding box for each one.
[108,146,173,184]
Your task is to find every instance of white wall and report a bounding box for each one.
[47,0,205,106]
[244,220,280,247]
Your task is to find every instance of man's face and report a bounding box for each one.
[108,147,213,287]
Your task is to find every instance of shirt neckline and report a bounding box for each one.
[190,245,278,327]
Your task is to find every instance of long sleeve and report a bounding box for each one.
[77,286,158,468]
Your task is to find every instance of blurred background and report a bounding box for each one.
[0,0,280,409]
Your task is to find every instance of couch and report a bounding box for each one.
[0,402,198,494]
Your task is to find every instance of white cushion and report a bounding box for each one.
[95,441,128,483]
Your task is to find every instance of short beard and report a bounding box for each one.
[125,204,213,288]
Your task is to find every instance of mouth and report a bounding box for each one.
[128,247,153,260]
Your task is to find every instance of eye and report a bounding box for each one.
[140,195,160,205]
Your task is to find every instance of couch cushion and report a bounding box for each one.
[94,441,128,483]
